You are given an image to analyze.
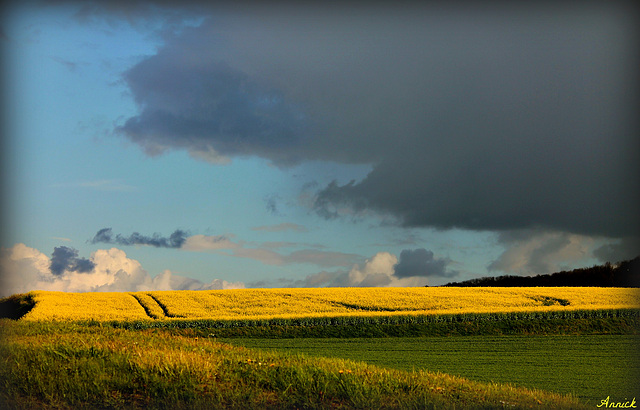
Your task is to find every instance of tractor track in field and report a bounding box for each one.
[130,293,185,319]
[147,293,186,318]
[130,293,162,319]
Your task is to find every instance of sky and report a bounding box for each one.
[1,0,639,296]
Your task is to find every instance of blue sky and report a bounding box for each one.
[1,1,638,296]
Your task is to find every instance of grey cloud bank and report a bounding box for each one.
[393,248,457,279]
[114,2,639,245]
[91,228,188,248]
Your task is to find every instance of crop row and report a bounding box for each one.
[102,308,640,331]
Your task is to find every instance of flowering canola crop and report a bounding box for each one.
[21,287,639,322]
[24,291,149,321]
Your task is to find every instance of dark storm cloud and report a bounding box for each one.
[91,228,188,248]
[118,53,309,165]
[50,246,95,276]
[393,248,457,278]
[115,2,639,239]
[70,0,206,33]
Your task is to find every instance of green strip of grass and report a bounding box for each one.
[222,334,640,406]
[1,319,589,409]
[100,309,640,338]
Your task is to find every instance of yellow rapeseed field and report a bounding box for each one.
[21,287,639,322]
[24,291,149,321]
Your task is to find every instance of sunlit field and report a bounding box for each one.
[22,287,639,321]
[2,287,638,409]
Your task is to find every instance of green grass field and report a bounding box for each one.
[1,320,595,409]
[223,334,640,405]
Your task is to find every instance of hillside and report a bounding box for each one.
[442,257,640,287]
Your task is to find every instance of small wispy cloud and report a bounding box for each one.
[263,194,282,216]
[182,234,240,252]
[251,222,308,233]
[52,179,137,192]
[52,237,72,242]
[50,56,87,72]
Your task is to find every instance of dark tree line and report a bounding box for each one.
[441,257,640,287]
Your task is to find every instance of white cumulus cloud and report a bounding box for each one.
[0,243,243,297]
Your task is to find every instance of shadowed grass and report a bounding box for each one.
[0,293,36,320]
